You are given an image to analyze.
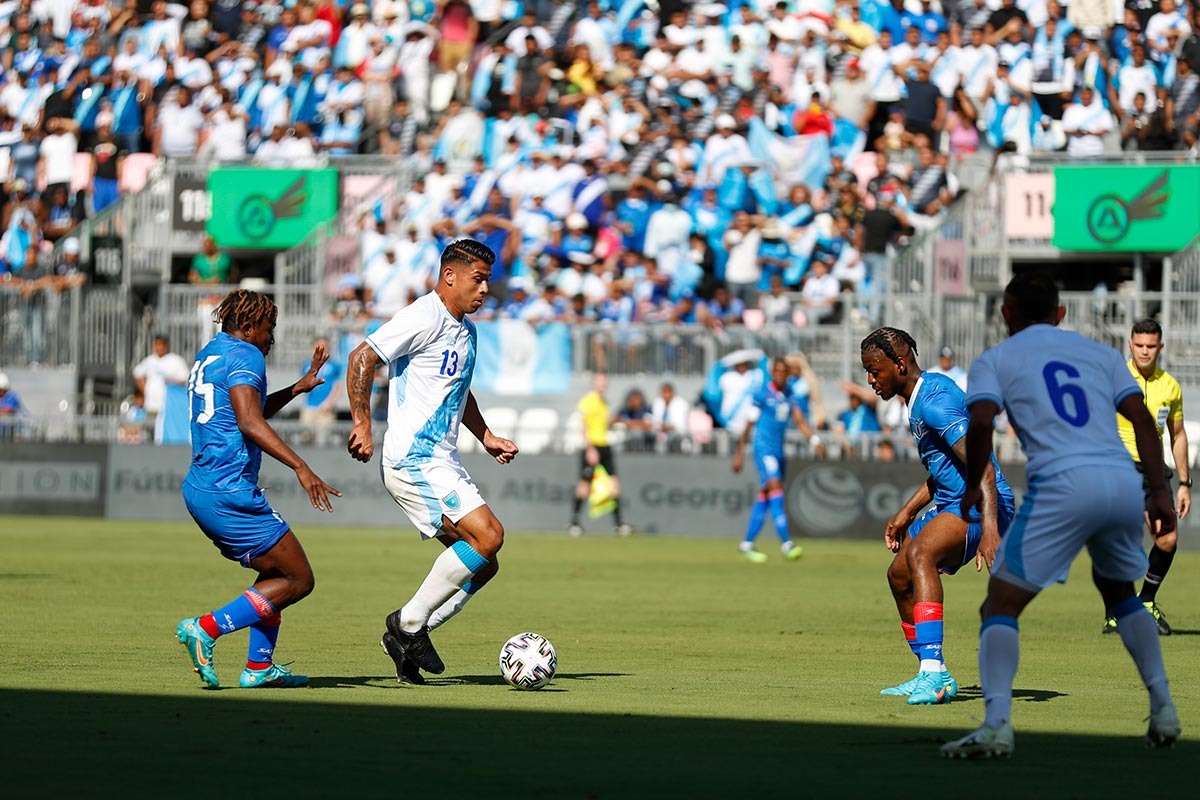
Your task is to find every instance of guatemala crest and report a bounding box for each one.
[442,491,461,511]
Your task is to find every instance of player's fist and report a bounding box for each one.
[483,431,518,464]
[732,451,743,473]
[347,423,374,463]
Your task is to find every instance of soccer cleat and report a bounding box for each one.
[907,670,954,705]
[239,662,309,688]
[616,523,634,537]
[1146,704,1181,749]
[782,542,804,561]
[739,548,768,564]
[1144,602,1172,636]
[1102,616,1118,634]
[381,632,426,685]
[882,670,958,698]
[941,722,1015,759]
[177,617,219,688]
[384,611,446,674]
[568,524,584,538]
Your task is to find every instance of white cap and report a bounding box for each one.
[508,277,531,293]
[566,212,589,230]
[0,372,9,390]
[63,238,80,255]
[716,114,737,129]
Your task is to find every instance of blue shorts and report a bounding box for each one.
[183,482,291,568]
[908,498,1016,575]
[754,452,786,485]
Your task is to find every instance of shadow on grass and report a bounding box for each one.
[948,685,1070,703]
[307,673,630,689]
[1,688,1193,798]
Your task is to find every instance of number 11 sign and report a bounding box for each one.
[1004,173,1055,240]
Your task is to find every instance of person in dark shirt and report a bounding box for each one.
[91,125,127,214]
[986,0,1030,38]
[904,62,946,140]
[859,196,914,324]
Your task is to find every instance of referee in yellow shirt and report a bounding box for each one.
[570,373,632,536]
[1104,320,1191,636]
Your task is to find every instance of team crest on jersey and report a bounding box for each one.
[910,419,927,441]
[442,491,461,510]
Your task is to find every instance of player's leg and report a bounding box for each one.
[880,536,923,696]
[1139,526,1177,635]
[604,448,632,535]
[739,488,770,563]
[428,531,500,631]
[569,451,593,536]
[903,512,970,704]
[763,470,802,561]
[236,534,316,687]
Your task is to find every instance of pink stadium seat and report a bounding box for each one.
[687,409,714,446]
[742,308,766,330]
[120,153,159,194]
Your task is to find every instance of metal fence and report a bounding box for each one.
[0,284,80,368]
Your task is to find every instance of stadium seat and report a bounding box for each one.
[120,153,159,194]
[562,410,584,452]
[742,308,765,330]
[517,407,559,454]
[483,406,518,439]
[687,409,714,446]
[1184,420,1200,468]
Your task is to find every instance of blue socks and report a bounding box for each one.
[200,588,276,638]
[743,494,768,543]
[767,491,789,542]
[247,614,281,669]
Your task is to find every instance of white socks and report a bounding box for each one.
[979,621,1020,729]
[1117,609,1173,712]
[399,544,482,633]
[428,588,475,631]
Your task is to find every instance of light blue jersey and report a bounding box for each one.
[910,372,1015,512]
[965,325,1142,483]
[183,332,268,493]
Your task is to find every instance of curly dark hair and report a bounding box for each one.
[1004,271,1059,323]
[860,327,919,364]
[213,289,277,334]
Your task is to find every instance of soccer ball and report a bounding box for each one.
[498,632,557,690]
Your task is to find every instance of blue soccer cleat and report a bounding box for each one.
[239,662,309,688]
[907,670,954,705]
[177,617,219,689]
[882,670,957,698]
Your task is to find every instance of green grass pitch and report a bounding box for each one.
[1,516,1197,798]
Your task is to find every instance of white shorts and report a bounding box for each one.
[381,459,486,539]
[992,464,1147,592]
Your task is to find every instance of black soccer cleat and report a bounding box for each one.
[381,631,426,685]
[385,611,446,674]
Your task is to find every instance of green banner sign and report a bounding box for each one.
[206,167,339,249]
[1052,165,1200,252]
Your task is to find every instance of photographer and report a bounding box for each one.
[1122,91,1173,151]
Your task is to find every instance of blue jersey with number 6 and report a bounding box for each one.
[965,325,1142,482]
[185,332,268,493]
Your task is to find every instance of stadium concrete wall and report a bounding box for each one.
[3,445,1196,549]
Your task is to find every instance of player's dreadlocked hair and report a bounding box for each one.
[213,289,277,333]
[441,238,496,269]
[860,327,919,364]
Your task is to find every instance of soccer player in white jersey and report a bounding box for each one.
[345,239,519,684]
[942,272,1180,759]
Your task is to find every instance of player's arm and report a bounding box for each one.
[732,419,754,473]
[229,385,340,511]
[791,407,826,458]
[951,432,1001,571]
[346,341,382,462]
[1166,413,1191,519]
[462,391,518,465]
[1119,394,1177,537]
[263,341,330,419]
[884,479,932,553]
[960,399,1001,521]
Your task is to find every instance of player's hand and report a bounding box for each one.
[813,442,827,459]
[959,486,983,522]
[294,342,329,395]
[585,445,600,467]
[483,431,518,464]
[347,423,374,462]
[1147,487,1178,538]
[1177,485,1191,520]
[732,450,743,473]
[295,463,341,512]
[884,511,910,553]
[976,519,1000,572]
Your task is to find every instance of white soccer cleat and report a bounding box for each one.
[940,722,1015,760]
[1147,704,1181,749]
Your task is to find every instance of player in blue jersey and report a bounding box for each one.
[176,289,342,689]
[346,239,519,685]
[732,357,824,563]
[943,272,1178,759]
[860,328,1015,706]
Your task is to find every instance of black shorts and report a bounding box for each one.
[580,445,617,480]
[1135,461,1174,501]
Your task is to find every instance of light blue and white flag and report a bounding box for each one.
[472,320,572,395]
[747,117,832,189]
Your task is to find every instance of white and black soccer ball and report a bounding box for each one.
[498,632,557,690]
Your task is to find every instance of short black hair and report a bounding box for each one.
[861,327,919,364]
[1004,271,1059,322]
[1131,318,1163,339]
[441,239,496,269]
[154,334,169,344]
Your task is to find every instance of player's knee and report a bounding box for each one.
[475,519,505,557]
[886,561,909,592]
[1156,531,1178,552]
[291,570,316,602]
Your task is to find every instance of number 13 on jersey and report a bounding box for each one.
[439,349,459,377]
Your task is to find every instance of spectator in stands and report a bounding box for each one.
[1063,85,1113,159]
[836,391,883,458]
[650,381,690,451]
[799,256,842,324]
[154,87,205,158]
[189,235,233,284]
[298,335,341,446]
[615,387,655,452]
[132,334,190,421]
[43,187,84,243]
[38,117,79,199]
[926,345,968,391]
[89,125,125,214]
[0,371,23,441]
